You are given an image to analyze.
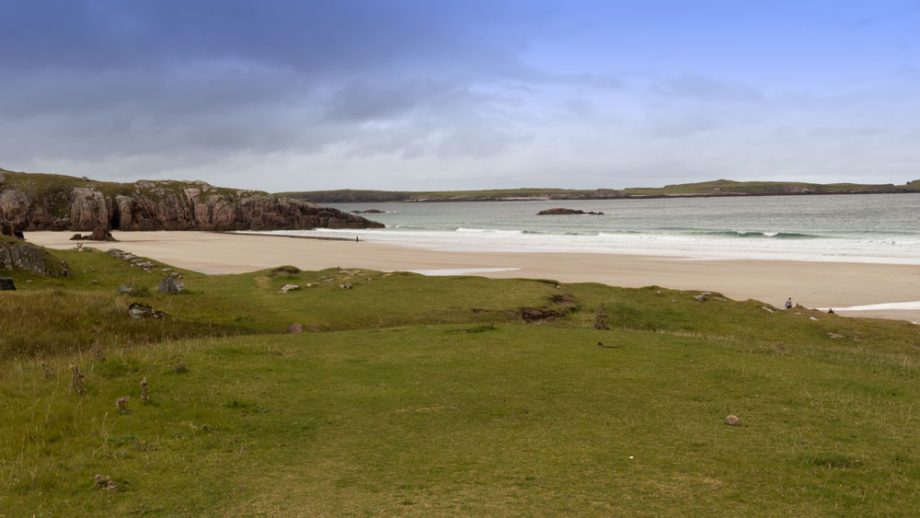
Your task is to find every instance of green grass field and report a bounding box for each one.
[1,247,918,515]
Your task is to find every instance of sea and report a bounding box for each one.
[255,193,920,265]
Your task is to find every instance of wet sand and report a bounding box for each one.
[26,230,920,323]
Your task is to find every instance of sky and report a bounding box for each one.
[1,0,919,191]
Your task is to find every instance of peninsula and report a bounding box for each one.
[281,178,920,203]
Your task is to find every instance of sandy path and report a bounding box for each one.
[27,231,920,323]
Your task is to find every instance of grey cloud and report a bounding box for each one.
[322,80,464,123]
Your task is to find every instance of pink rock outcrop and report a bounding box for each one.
[0,170,383,232]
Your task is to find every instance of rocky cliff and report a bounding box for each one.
[0,168,384,231]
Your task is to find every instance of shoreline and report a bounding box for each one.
[25,230,920,323]
[282,189,920,203]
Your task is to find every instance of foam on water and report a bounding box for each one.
[247,193,920,265]
[822,301,920,312]
[255,226,920,265]
[408,267,520,276]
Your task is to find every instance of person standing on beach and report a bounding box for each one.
[785,297,793,309]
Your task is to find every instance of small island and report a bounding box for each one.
[352,209,385,214]
[537,208,605,216]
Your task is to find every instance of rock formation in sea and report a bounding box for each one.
[536,208,605,216]
[0,168,384,232]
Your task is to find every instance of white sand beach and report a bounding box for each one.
[26,230,920,323]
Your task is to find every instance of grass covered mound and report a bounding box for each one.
[1,247,918,515]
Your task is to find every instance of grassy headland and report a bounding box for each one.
[280,179,920,203]
[0,168,257,200]
[1,246,918,515]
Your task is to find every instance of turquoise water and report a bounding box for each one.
[265,193,920,264]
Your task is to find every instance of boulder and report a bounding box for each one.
[127,303,168,319]
[694,291,712,302]
[279,284,300,293]
[0,241,70,277]
[594,309,610,330]
[724,415,742,426]
[158,273,184,293]
[287,323,304,334]
[70,227,116,241]
[89,227,116,241]
[0,277,15,290]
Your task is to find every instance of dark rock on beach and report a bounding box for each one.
[70,227,116,241]
[537,208,605,216]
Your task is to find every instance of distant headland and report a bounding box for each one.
[281,179,920,203]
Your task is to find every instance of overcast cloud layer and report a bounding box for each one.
[2,0,919,191]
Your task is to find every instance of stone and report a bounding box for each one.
[287,323,304,334]
[724,415,742,426]
[0,277,15,291]
[140,377,149,403]
[279,284,300,293]
[88,227,116,241]
[0,241,70,277]
[117,284,134,294]
[128,303,168,319]
[339,283,353,289]
[158,273,184,293]
[115,396,130,414]
[694,291,711,302]
[594,309,610,330]
[93,474,117,491]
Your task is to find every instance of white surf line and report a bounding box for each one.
[409,267,521,276]
[820,301,920,312]
[820,301,920,322]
